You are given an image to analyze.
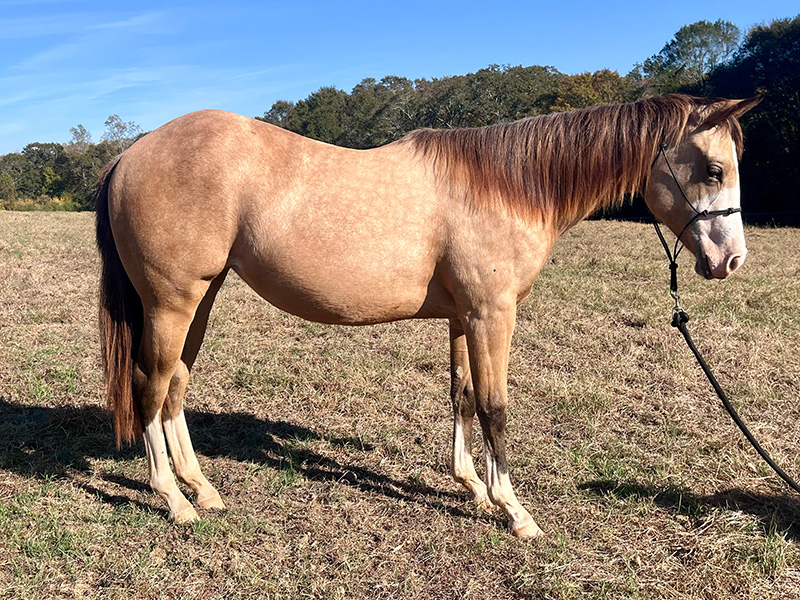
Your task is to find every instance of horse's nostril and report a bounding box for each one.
[727,254,744,274]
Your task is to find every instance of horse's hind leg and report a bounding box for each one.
[161,271,228,510]
[135,301,202,523]
[449,319,490,508]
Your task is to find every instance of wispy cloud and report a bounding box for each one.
[10,41,86,69]
[0,9,170,40]
[84,10,171,33]
[0,14,88,38]
[0,0,83,6]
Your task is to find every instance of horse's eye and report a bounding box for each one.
[707,164,723,181]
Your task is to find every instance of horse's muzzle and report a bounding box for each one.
[696,250,746,279]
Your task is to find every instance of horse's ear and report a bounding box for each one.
[699,96,763,128]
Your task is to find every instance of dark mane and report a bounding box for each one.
[403,94,744,228]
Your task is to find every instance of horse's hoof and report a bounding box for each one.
[510,519,544,539]
[171,506,199,524]
[197,493,226,511]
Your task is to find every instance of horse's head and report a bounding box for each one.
[645,97,761,279]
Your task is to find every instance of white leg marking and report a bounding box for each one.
[143,409,197,523]
[163,409,225,510]
[452,415,490,507]
[485,446,543,538]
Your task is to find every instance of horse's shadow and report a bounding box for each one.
[0,396,468,519]
[3,396,799,537]
[580,479,800,542]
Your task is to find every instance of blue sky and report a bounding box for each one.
[1,0,797,154]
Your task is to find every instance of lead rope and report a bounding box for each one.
[652,145,800,496]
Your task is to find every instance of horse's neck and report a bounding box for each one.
[547,140,653,232]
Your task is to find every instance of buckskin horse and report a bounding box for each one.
[95,94,759,537]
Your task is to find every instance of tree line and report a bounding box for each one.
[0,115,141,211]
[1,17,797,223]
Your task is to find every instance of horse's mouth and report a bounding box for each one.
[695,252,746,279]
[695,255,714,279]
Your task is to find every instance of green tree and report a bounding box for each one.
[413,74,474,129]
[257,65,564,149]
[41,166,60,197]
[342,77,420,148]
[487,64,563,119]
[0,153,37,199]
[551,69,637,111]
[21,142,68,198]
[371,75,418,140]
[0,172,16,207]
[630,20,740,94]
[259,100,295,129]
[288,86,348,144]
[701,16,800,224]
[66,140,120,209]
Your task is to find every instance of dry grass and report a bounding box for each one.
[1,211,799,599]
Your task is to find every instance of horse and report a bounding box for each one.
[95,94,760,538]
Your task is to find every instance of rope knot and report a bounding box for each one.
[670,309,690,328]
[669,261,679,296]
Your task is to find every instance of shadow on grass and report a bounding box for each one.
[0,396,469,520]
[580,479,800,541]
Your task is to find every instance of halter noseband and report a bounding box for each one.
[650,143,742,309]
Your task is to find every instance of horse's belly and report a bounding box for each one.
[231,254,446,325]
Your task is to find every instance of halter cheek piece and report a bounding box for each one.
[650,142,742,311]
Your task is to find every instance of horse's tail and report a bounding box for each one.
[95,156,143,448]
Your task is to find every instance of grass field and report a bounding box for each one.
[1,211,799,599]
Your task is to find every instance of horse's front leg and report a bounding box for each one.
[449,319,490,509]
[462,306,544,539]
